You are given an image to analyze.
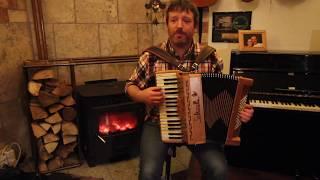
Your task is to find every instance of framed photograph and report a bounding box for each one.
[212,11,252,43]
[238,30,267,51]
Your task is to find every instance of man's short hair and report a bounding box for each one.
[165,0,199,27]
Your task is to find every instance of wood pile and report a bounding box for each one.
[27,69,79,172]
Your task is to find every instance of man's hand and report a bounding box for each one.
[138,87,164,106]
[127,85,164,106]
[239,104,254,123]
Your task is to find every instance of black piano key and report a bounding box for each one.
[168,132,182,135]
[167,115,178,117]
[163,78,177,81]
[169,137,182,139]
[164,82,177,85]
[164,120,180,123]
[167,127,182,130]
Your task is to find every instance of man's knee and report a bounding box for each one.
[213,163,227,178]
[139,164,162,180]
[205,161,227,180]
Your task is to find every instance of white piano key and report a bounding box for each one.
[160,129,183,134]
[160,125,182,129]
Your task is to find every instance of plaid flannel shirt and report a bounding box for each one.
[126,40,223,122]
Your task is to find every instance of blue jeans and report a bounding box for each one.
[139,120,227,180]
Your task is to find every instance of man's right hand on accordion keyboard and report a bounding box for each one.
[137,86,164,106]
[239,104,254,123]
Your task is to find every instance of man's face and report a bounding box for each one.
[251,36,257,44]
[167,10,195,47]
[247,39,252,46]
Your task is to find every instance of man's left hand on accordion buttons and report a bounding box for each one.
[239,104,254,123]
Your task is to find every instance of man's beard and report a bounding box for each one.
[170,29,192,47]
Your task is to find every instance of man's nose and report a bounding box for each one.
[177,19,183,28]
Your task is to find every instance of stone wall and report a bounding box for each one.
[41,0,170,84]
[40,0,208,84]
[0,0,34,158]
[42,0,169,59]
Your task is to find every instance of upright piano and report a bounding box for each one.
[225,50,320,176]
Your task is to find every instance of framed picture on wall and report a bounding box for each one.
[238,30,267,51]
[212,11,252,43]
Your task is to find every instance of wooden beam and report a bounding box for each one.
[31,0,48,60]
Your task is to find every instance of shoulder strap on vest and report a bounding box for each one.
[144,46,188,72]
[144,45,215,72]
[192,45,215,71]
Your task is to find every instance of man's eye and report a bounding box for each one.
[183,19,192,23]
[170,19,177,23]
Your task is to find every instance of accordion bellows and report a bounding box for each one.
[156,70,253,146]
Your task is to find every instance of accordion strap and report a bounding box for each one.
[144,45,215,72]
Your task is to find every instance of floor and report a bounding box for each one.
[18,146,318,180]
[59,146,191,180]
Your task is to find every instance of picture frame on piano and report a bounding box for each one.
[238,30,267,51]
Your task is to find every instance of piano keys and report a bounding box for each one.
[156,71,206,144]
[248,92,320,112]
[249,99,320,112]
[225,50,320,176]
[156,71,183,143]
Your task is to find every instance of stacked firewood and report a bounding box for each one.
[27,69,79,172]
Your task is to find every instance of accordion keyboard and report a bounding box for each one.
[156,71,184,143]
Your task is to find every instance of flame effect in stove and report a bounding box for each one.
[98,112,137,135]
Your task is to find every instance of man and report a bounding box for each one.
[251,35,263,47]
[246,38,253,47]
[125,0,254,179]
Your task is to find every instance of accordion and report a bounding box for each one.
[156,70,254,146]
